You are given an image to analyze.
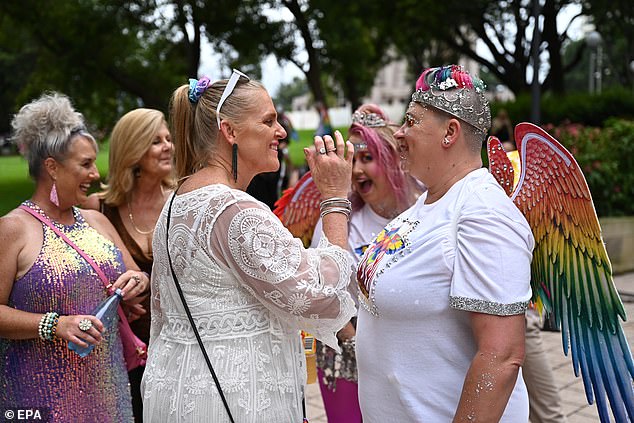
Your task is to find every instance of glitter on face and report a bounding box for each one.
[403,102,426,128]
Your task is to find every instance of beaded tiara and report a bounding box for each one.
[411,65,491,133]
[351,110,387,128]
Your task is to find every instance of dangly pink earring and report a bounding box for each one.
[50,180,59,207]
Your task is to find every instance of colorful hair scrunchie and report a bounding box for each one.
[188,76,211,104]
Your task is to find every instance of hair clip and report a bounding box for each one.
[188,76,212,104]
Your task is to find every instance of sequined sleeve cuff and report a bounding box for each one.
[449,296,529,316]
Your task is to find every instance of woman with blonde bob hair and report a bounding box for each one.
[85,107,175,422]
[97,108,175,206]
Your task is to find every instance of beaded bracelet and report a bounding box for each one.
[38,311,60,341]
[39,312,59,341]
[50,314,59,339]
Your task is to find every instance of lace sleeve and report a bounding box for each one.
[209,198,356,350]
[147,263,163,348]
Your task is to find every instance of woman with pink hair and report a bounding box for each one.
[312,103,423,422]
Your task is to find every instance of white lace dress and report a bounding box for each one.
[141,185,356,422]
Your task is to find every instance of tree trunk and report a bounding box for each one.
[344,75,362,112]
[283,0,328,108]
[541,0,565,94]
[174,2,201,78]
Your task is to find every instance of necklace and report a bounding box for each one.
[127,199,154,235]
[126,185,166,235]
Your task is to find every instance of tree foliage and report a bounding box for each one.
[309,1,391,110]
[0,0,631,136]
[388,0,591,96]
[0,0,188,132]
[247,0,393,111]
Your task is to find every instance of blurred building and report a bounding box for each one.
[288,57,487,129]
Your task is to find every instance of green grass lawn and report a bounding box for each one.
[289,127,349,166]
[0,128,347,216]
[1,154,36,215]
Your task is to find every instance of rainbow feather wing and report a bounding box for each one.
[511,122,634,422]
[487,136,516,196]
[273,171,321,248]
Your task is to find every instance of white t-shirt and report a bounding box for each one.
[312,204,391,302]
[312,203,391,265]
[356,168,534,422]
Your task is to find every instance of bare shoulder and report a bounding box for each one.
[0,209,38,254]
[0,213,19,242]
[80,208,111,228]
[82,193,101,210]
[1,208,35,235]
[0,212,28,301]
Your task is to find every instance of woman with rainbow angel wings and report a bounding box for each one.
[488,123,634,422]
[279,66,532,421]
[276,65,633,422]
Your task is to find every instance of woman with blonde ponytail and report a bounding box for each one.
[141,71,357,422]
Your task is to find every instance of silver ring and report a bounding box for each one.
[131,275,140,285]
[318,147,327,155]
[326,148,336,153]
[78,319,93,332]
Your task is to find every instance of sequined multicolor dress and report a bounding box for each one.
[0,201,133,422]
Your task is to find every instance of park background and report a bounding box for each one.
[1,0,633,271]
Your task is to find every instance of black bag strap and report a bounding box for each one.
[166,193,235,423]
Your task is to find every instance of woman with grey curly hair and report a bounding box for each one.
[0,93,148,422]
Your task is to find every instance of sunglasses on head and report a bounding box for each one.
[216,69,250,129]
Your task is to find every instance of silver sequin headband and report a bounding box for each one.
[351,111,387,128]
[411,87,491,133]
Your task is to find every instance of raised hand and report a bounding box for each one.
[304,130,354,200]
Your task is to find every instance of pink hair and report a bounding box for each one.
[348,104,411,212]
[415,65,485,92]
